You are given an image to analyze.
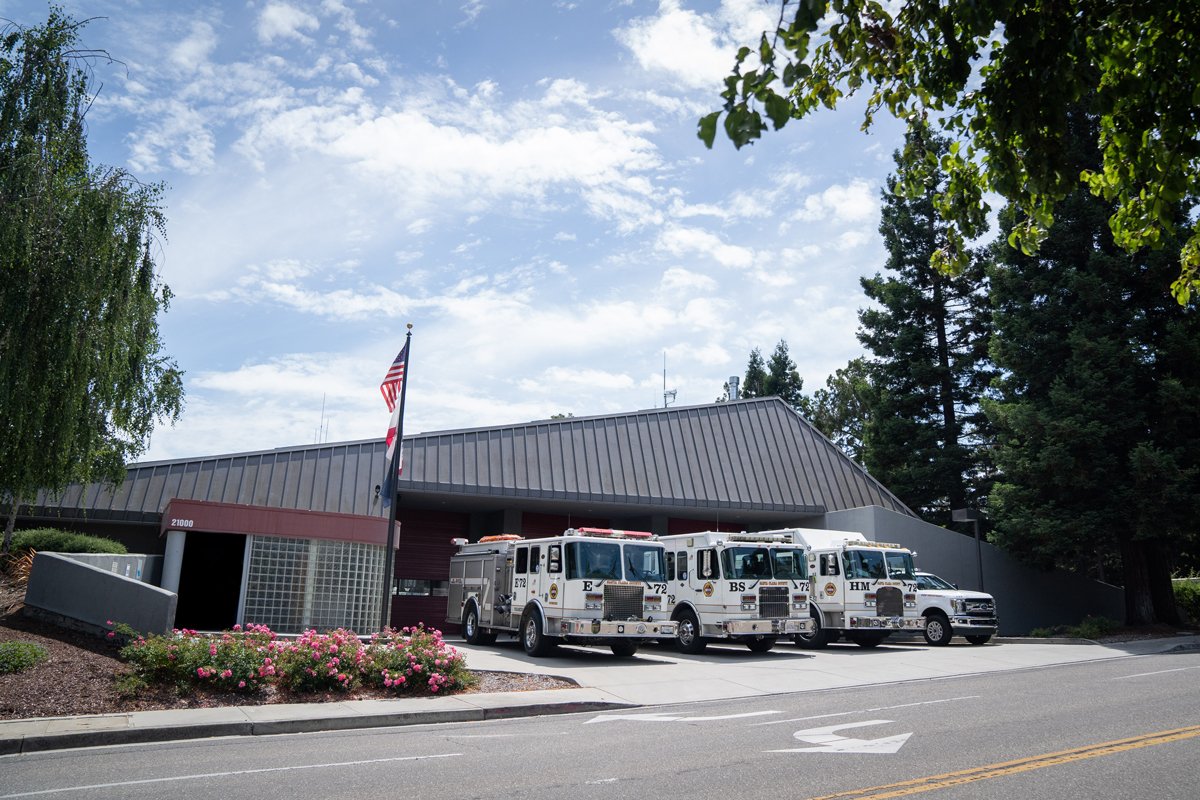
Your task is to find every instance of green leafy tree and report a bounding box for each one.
[700,1,1200,303]
[857,121,994,524]
[986,109,1200,626]
[0,12,184,553]
[801,357,874,463]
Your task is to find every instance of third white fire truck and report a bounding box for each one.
[658,531,813,653]
[447,528,676,657]
[761,527,926,648]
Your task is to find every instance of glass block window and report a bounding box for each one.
[242,535,386,634]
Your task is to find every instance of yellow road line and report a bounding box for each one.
[805,724,1200,800]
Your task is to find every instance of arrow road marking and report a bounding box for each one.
[584,710,779,725]
[768,719,913,754]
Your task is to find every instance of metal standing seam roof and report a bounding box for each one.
[27,397,914,523]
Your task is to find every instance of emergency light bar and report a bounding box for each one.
[566,527,654,540]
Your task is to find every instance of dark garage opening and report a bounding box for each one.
[175,532,247,631]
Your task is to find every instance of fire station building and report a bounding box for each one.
[19,397,1123,635]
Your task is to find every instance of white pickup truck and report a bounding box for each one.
[913,571,998,645]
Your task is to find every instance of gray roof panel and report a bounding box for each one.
[29,398,913,523]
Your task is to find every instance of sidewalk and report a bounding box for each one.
[3,634,1197,755]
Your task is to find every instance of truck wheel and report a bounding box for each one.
[610,641,639,657]
[462,604,496,646]
[674,610,707,654]
[923,613,953,646]
[848,631,887,649]
[521,610,556,656]
[965,634,992,645]
[746,636,775,653]
[793,608,831,649]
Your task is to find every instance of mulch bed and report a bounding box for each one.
[0,609,573,721]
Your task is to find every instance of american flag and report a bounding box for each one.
[380,341,409,413]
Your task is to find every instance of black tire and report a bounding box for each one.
[610,641,639,657]
[848,631,887,649]
[923,612,953,646]
[965,634,992,645]
[793,607,831,649]
[521,609,556,657]
[673,609,708,654]
[746,636,775,653]
[462,603,496,646]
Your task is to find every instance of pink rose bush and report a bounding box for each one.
[111,621,475,698]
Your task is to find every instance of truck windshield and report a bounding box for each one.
[885,551,917,580]
[721,546,772,579]
[624,544,667,582]
[916,573,955,590]
[771,548,807,580]
[567,541,621,580]
[843,549,888,580]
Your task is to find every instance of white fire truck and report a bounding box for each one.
[760,527,926,648]
[657,531,813,653]
[447,527,676,657]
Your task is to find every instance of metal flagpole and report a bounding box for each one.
[380,324,412,632]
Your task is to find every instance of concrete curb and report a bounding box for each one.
[0,697,635,755]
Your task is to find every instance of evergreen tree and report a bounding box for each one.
[986,109,1200,626]
[0,13,184,552]
[740,348,768,398]
[763,340,804,409]
[857,121,994,524]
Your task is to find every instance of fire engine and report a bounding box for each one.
[760,527,926,648]
[658,531,813,653]
[446,528,676,657]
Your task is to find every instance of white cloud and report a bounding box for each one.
[169,21,217,73]
[656,225,754,269]
[660,266,717,293]
[796,179,879,224]
[257,2,320,44]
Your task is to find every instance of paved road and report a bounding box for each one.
[3,648,1198,799]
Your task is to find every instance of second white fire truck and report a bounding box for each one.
[446,527,676,657]
[761,527,927,648]
[658,531,813,653]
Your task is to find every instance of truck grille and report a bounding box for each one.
[759,586,789,618]
[876,586,903,617]
[965,600,995,616]
[603,583,644,620]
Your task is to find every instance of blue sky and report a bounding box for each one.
[4,0,908,462]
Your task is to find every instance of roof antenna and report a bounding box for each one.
[663,352,676,408]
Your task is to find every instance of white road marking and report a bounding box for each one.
[585,778,619,784]
[753,695,981,725]
[0,753,462,798]
[768,719,912,754]
[1112,666,1200,680]
[584,710,779,725]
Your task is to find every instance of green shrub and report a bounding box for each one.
[117,622,276,694]
[0,640,49,674]
[1072,615,1118,639]
[1028,615,1118,639]
[361,625,476,695]
[11,528,127,555]
[1174,580,1200,624]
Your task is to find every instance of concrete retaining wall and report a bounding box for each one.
[822,506,1126,635]
[24,552,177,635]
[60,554,162,586]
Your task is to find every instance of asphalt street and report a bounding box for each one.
[2,647,1198,800]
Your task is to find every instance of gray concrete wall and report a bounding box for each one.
[24,552,177,635]
[822,506,1126,635]
[61,553,162,586]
